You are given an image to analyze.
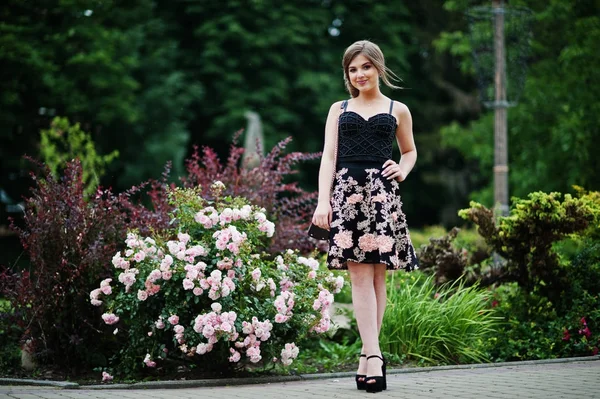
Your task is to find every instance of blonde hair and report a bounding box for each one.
[342,40,402,98]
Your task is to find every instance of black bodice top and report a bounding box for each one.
[337,99,397,163]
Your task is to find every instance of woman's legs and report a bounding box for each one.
[373,264,387,331]
[350,262,387,379]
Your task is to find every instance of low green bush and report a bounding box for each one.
[416,227,493,286]
[0,298,22,374]
[459,191,599,301]
[288,337,362,374]
[487,282,599,362]
[381,272,499,365]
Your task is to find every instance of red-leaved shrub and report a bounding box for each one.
[181,135,321,253]
[0,159,172,370]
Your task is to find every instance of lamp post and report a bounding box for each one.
[467,1,532,217]
[492,0,509,216]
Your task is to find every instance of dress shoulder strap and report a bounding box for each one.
[389,100,394,114]
[342,100,349,111]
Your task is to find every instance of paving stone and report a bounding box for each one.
[1,360,599,399]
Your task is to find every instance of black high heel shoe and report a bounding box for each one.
[365,354,387,393]
[355,354,367,390]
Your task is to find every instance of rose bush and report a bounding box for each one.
[92,183,344,377]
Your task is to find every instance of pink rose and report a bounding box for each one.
[160,255,173,270]
[202,324,215,337]
[227,242,240,254]
[100,285,112,295]
[162,270,172,280]
[221,322,232,332]
[220,208,233,224]
[90,288,101,300]
[137,290,148,301]
[177,232,191,245]
[251,268,261,281]
[147,269,162,283]
[143,354,156,368]
[101,313,119,325]
[182,278,195,290]
[199,215,213,228]
[101,371,113,382]
[274,313,289,323]
[229,349,241,362]
[133,251,146,262]
[168,315,179,325]
[215,239,228,251]
[193,287,203,296]
[313,299,321,311]
[307,270,316,279]
[174,325,185,334]
[100,278,112,288]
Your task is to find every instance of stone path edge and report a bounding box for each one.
[1,355,598,390]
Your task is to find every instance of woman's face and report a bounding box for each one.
[347,54,379,94]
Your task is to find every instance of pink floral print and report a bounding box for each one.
[327,165,418,271]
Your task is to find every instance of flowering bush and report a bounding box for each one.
[181,135,321,253]
[93,184,344,377]
[0,159,172,369]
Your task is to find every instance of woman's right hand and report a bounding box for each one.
[312,202,332,230]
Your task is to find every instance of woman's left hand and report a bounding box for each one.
[382,160,406,182]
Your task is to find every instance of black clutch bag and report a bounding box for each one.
[307,223,330,241]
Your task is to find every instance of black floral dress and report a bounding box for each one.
[327,100,418,271]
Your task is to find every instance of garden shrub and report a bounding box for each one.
[381,272,499,365]
[181,135,321,254]
[0,159,171,371]
[0,134,324,375]
[417,227,467,284]
[40,117,119,197]
[459,191,599,301]
[93,184,344,378]
[487,283,599,362]
[417,227,493,286]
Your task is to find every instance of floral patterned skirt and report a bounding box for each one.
[327,160,418,271]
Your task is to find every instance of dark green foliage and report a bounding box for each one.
[487,283,599,362]
[565,241,600,300]
[0,299,22,374]
[459,191,599,300]
[0,0,201,191]
[438,0,600,205]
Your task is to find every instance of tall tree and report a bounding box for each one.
[436,0,600,205]
[0,0,202,193]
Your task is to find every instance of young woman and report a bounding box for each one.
[312,40,419,393]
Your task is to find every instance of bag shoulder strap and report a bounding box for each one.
[330,100,346,193]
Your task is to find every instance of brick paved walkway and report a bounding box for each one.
[1,360,598,398]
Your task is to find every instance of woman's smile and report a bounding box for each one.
[348,54,379,92]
